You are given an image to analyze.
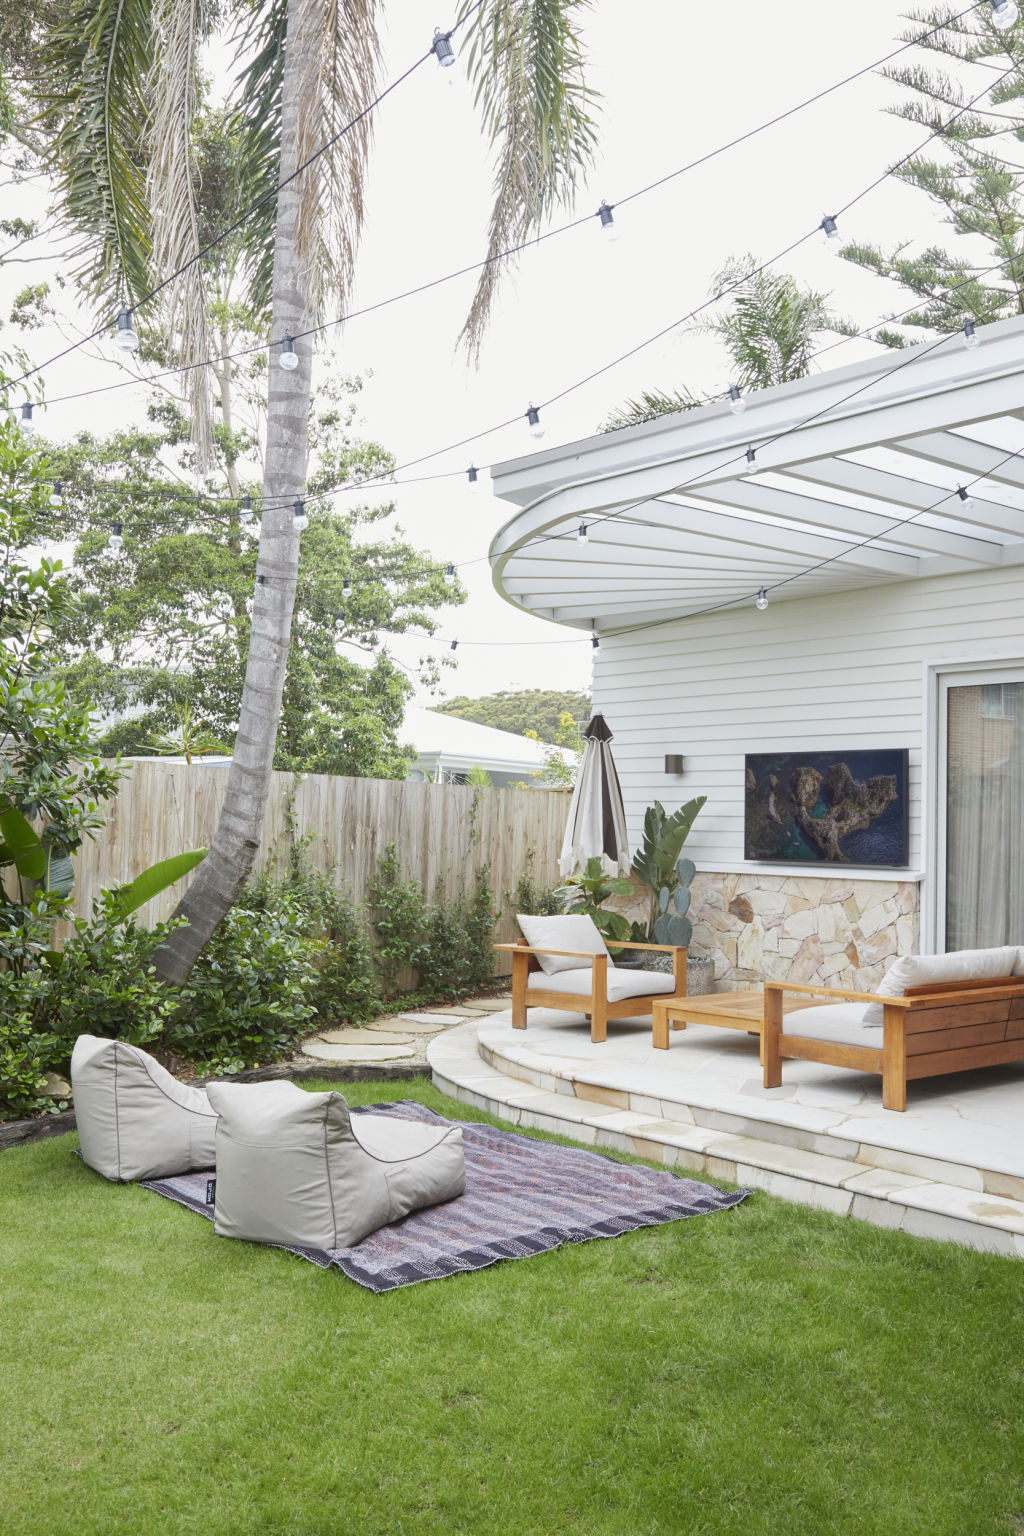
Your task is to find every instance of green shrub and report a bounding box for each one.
[465,866,498,986]
[169,907,318,1075]
[507,849,562,918]
[367,845,428,997]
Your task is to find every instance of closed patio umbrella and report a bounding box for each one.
[559,713,630,878]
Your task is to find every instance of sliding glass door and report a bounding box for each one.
[940,669,1024,951]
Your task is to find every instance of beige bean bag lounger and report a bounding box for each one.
[205,1080,466,1251]
[71,1034,219,1182]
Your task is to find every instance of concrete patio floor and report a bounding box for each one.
[427,1006,1024,1257]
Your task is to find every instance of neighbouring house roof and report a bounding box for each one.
[487,314,1024,631]
[404,705,575,782]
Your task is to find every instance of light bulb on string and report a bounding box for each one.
[957,485,975,509]
[444,562,455,585]
[756,587,768,611]
[526,403,544,439]
[292,497,308,532]
[597,201,617,242]
[114,307,140,354]
[745,446,757,473]
[728,385,745,415]
[19,402,34,435]
[342,575,352,598]
[467,464,480,491]
[577,522,589,544]
[591,630,600,651]
[820,214,840,244]
[989,0,1018,28]
[963,319,979,349]
[109,521,124,553]
[431,27,455,66]
[450,638,459,652]
[240,493,254,525]
[279,333,299,371]
[49,480,63,507]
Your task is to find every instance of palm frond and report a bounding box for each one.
[230,0,382,324]
[37,0,155,305]
[148,0,215,465]
[600,388,708,433]
[456,0,600,360]
[692,256,852,389]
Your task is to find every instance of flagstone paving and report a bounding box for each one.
[296,996,513,1067]
[316,1028,413,1046]
[301,1041,417,1063]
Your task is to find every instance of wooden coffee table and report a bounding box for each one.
[651,988,823,1064]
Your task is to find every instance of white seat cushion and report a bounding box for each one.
[71,1034,218,1182]
[863,946,1020,1024]
[205,1080,465,1252]
[528,965,676,1004]
[517,913,609,975]
[782,1003,884,1050]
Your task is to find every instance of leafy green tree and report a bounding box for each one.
[841,6,1024,338]
[435,688,591,742]
[42,376,460,779]
[602,260,854,431]
[37,0,602,983]
[524,711,583,787]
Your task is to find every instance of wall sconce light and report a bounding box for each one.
[664,754,685,774]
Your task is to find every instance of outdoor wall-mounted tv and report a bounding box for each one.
[744,748,909,866]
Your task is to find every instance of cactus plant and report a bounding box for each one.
[630,799,706,946]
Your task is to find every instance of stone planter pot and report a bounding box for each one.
[615,951,715,996]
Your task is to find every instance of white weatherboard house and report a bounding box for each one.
[488,315,1024,999]
[403,705,576,787]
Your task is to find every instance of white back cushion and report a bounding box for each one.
[71,1034,218,1182]
[862,946,1020,1024]
[517,913,609,975]
[206,1080,465,1251]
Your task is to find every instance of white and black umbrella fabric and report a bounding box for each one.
[559,713,630,878]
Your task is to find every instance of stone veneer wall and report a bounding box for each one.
[687,872,920,994]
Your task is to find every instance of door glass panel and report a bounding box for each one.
[945,682,1024,950]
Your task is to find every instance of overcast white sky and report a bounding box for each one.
[7,0,985,705]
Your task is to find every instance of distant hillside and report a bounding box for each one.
[433,689,591,744]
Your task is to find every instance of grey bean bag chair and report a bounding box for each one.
[204,1080,466,1251]
[71,1034,218,1182]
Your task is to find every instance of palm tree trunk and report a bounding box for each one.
[154,0,316,983]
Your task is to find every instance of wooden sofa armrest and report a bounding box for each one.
[492,943,599,961]
[618,942,688,954]
[764,980,912,1009]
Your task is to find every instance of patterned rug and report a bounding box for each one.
[140,1101,749,1293]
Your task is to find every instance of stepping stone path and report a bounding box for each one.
[297,997,512,1067]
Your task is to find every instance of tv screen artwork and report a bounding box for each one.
[744,749,909,867]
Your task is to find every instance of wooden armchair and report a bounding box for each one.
[493,938,687,1044]
[762,974,1024,1111]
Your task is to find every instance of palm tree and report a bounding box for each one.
[602,258,855,431]
[37,0,600,981]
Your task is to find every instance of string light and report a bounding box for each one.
[19,402,34,435]
[591,629,600,650]
[597,201,617,241]
[431,27,455,66]
[956,484,975,509]
[292,497,308,531]
[467,464,480,490]
[989,0,1018,27]
[240,493,254,524]
[526,403,544,440]
[728,385,745,415]
[49,479,62,507]
[745,446,757,472]
[114,308,140,354]
[108,521,123,552]
[279,333,299,371]
[577,522,589,544]
[963,319,979,349]
[756,587,768,611]
[820,213,840,242]
[444,562,455,585]
[450,638,458,651]
[342,575,352,597]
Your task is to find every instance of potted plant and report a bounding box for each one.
[623,797,715,993]
[554,856,634,946]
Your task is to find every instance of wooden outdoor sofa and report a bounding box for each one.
[493,935,687,1044]
[762,974,1024,1112]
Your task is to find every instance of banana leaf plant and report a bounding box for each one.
[630,798,707,947]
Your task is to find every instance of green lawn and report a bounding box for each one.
[3,1076,1023,1536]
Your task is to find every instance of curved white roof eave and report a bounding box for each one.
[488,314,1024,633]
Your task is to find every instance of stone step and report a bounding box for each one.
[427,1022,1024,1258]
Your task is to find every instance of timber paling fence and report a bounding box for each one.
[67,761,570,970]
